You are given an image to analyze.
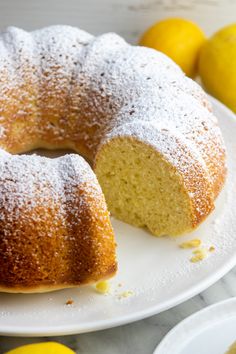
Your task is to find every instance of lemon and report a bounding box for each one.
[199,23,236,113]
[5,342,75,354]
[139,17,206,77]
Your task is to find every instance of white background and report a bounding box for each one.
[0,0,235,43]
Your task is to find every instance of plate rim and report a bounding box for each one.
[153,297,236,354]
[1,96,236,337]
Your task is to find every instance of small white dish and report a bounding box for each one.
[154,297,236,354]
[0,97,236,337]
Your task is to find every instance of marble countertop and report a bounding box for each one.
[1,266,236,354]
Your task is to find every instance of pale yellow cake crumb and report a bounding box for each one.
[118,290,134,299]
[179,239,201,249]
[190,248,208,263]
[95,281,110,294]
[209,246,215,252]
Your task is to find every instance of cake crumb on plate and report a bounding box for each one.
[179,239,201,249]
[190,248,208,263]
[96,281,110,294]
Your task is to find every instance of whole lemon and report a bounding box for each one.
[199,23,236,113]
[139,17,206,77]
[5,342,75,354]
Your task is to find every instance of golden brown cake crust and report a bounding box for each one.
[0,26,226,194]
[0,25,226,289]
[0,153,117,293]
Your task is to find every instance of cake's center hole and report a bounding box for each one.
[25,148,77,159]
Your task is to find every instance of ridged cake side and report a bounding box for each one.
[0,25,226,237]
[0,150,116,292]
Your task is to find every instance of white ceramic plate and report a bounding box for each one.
[0,97,236,337]
[154,297,236,354]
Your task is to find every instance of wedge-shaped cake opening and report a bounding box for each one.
[95,137,198,237]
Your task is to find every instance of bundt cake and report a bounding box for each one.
[0,150,116,293]
[0,26,226,245]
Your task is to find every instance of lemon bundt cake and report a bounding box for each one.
[0,26,226,247]
[0,151,116,293]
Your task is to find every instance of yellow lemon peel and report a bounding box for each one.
[5,342,75,354]
[199,23,236,113]
[140,17,205,77]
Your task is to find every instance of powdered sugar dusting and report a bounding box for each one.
[0,26,225,178]
[0,25,226,236]
[0,149,105,232]
[0,142,118,291]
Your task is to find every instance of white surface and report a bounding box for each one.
[0,0,235,43]
[0,97,236,337]
[154,297,236,354]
